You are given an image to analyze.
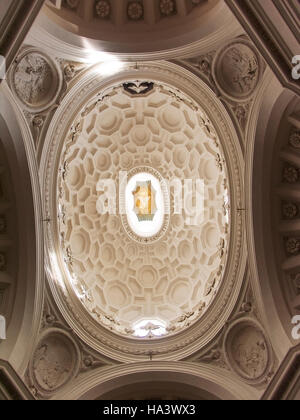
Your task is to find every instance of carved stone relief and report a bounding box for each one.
[60,60,86,86]
[180,52,217,94]
[80,346,108,374]
[9,51,87,153]
[26,295,113,398]
[196,340,229,371]
[194,285,262,367]
[190,282,276,390]
[127,1,144,21]
[231,102,252,132]
[283,165,299,184]
[224,320,272,383]
[160,0,176,17]
[95,0,111,19]
[9,48,62,113]
[213,40,261,101]
[28,330,80,396]
[282,202,299,220]
[285,237,300,256]
[179,37,265,135]
[289,130,300,149]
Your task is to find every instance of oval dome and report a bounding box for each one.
[54,80,230,338]
[42,62,245,360]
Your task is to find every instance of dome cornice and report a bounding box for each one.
[40,61,246,362]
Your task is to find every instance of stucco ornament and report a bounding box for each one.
[10,48,62,112]
[30,331,80,395]
[286,238,300,255]
[127,1,143,20]
[282,202,298,219]
[289,131,300,149]
[95,0,111,19]
[213,40,261,100]
[160,0,176,16]
[224,321,271,382]
[283,166,299,184]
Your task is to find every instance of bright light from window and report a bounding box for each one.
[83,50,115,65]
[95,60,124,77]
[82,41,124,76]
[224,192,230,224]
[133,319,167,338]
[126,172,164,238]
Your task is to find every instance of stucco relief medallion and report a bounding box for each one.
[10,48,62,112]
[30,330,80,395]
[289,131,300,149]
[213,40,261,101]
[224,320,271,382]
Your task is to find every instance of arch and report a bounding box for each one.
[246,68,299,359]
[54,362,259,401]
[0,82,44,375]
